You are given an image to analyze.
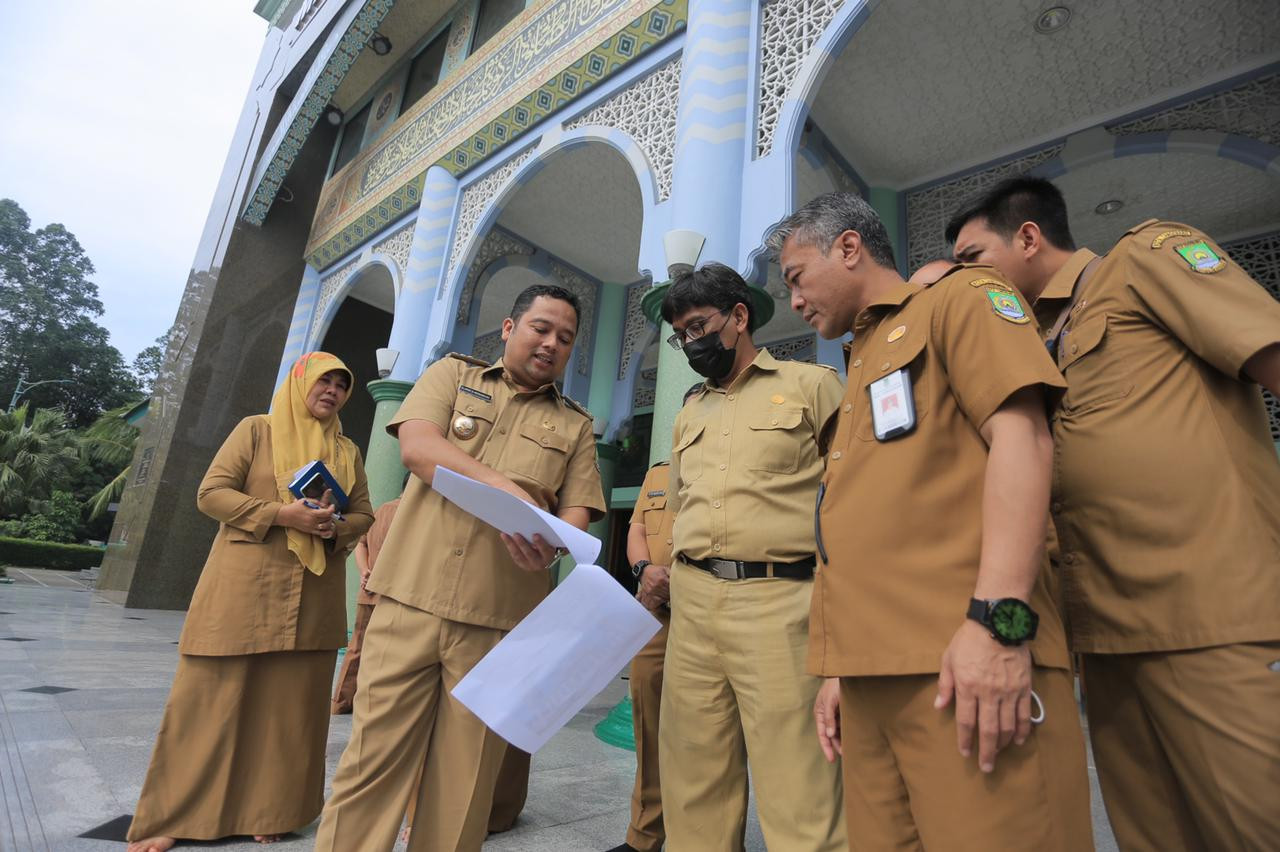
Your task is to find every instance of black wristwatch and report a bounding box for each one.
[967,598,1039,646]
[631,559,651,580]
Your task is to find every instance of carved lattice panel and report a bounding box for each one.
[757,0,845,159]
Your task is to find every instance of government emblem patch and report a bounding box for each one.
[987,289,1029,323]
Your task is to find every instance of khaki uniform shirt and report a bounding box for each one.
[670,348,843,563]
[357,498,400,605]
[180,415,375,655]
[812,268,1070,677]
[367,355,607,630]
[1049,220,1280,653]
[631,463,675,569]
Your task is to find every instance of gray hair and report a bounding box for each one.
[765,192,897,270]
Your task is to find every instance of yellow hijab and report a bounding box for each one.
[270,352,357,575]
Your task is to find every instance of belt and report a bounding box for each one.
[681,554,815,580]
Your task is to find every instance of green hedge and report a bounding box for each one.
[0,536,105,571]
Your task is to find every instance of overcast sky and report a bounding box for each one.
[0,2,267,362]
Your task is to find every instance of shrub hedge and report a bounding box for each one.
[0,536,105,571]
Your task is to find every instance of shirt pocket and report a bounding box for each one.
[1057,313,1133,414]
[511,422,572,488]
[673,420,706,483]
[746,407,806,473]
[638,493,668,535]
[856,334,930,441]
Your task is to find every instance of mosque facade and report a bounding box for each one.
[100,0,1280,607]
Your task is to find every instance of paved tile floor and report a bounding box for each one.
[1,568,1117,851]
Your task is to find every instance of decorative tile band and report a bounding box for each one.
[306,0,686,269]
[244,0,396,227]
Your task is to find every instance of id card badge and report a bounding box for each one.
[868,368,917,441]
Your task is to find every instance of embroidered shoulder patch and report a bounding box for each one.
[969,276,1013,291]
[1150,228,1192,248]
[987,289,1030,324]
[1174,240,1226,274]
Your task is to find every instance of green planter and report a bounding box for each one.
[594,693,636,751]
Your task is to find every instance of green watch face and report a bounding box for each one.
[991,600,1033,640]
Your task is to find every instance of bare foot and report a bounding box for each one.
[253,836,285,844]
[126,838,175,852]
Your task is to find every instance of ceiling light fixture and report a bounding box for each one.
[1095,199,1124,215]
[324,105,344,126]
[370,32,393,55]
[1034,6,1071,34]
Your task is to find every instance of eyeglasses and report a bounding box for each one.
[666,309,728,350]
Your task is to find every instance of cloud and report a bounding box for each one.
[0,1,266,361]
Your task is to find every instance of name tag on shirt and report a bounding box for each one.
[868,368,916,441]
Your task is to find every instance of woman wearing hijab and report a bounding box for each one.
[127,352,375,852]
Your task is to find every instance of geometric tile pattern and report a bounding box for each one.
[438,2,685,179]
[756,0,845,159]
[567,56,683,200]
[372,220,416,279]
[243,0,396,226]
[1109,73,1280,146]
[471,330,505,365]
[456,228,536,325]
[618,280,654,380]
[761,331,816,363]
[550,261,600,377]
[633,365,657,408]
[1222,229,1280,440]
[310,258,362,344]
[305,0,687,268]
[447,148,539,288]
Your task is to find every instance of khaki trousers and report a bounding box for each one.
[1083,642,1280,852]
[659,563,845,852]
[627,607,670,852]
[331,601,375,714]
[839,667,1093,852]
[314,598,509,852]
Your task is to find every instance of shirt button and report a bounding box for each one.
[466,405,475,412]
[1070,344,1078,354]
[713,500,721,508]
[499,426,506,434]
[1063,553,1075,565]
[722,428,729,436]
[727,394,735,401]
[852,359,862,367]
[832,451,842,460]
[1051,502,1062,513]
[713,543,721,552]
[719,463,726,471]
[843,403,852,412]
[666,538,672,545]
[770,418,778,425]
[454,548,463,556]
[881,362,891,371]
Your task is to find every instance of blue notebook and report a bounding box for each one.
[288,460,349,511]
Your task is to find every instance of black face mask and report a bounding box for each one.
[683,319,740,381]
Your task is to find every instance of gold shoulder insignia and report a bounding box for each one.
[447,352,491,368]
[968,276,1014,292]
[561,395,592,418]
[1150,228,1193,249]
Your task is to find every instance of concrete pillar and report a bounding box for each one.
[392,165,460,381]
[651,0,753,462]
[868,186,905,275]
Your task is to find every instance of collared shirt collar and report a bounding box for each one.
[702,347,782,394]
[490,357,564,400]
[853,279,921,333]
[1039,249,1098,304]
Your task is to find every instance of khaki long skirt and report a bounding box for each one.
[127,649,337,842]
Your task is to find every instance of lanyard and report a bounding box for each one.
[1045,257,1103,356]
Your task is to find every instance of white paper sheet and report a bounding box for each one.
[451,564,662,753]
[432,466,602,565]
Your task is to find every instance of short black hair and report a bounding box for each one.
[945,176,1076,251]
[660,262,758,331]
[510,284,581,329]
[765,192,897,270]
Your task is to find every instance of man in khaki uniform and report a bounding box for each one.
[315,284,606,852]
[770,192,1092,852]
[655,263,846,851]
[948,176,1280,852]
[607,383,702,852]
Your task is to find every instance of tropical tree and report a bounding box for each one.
[0,403,80,516]
[79,400,143,520]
